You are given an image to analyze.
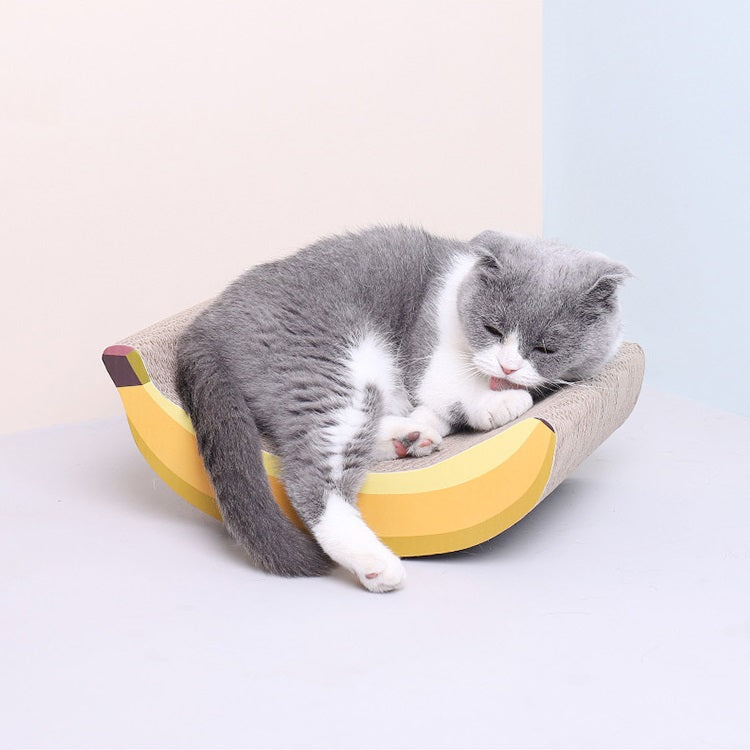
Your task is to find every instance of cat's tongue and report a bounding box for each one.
[489,376,526,391]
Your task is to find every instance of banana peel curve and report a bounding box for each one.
[103,345,556,557]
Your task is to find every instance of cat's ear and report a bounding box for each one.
[582,262,632,312]
[473,248,502,281]
[476,249,501,270]
[470,231,509,274]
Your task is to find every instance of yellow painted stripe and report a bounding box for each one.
[361,419,539,494]
[119,384,215,496]
[141,381,195,431]
[382,442,555,556]
[120,381,547,495]
[252,422,554,540]
[358,420,554,537]
[128,415,555,557]
[123,382,283,477]
[129,417,310,528]
[125,349,151,386]
[128,418,222,521]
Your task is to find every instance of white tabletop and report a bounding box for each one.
[2,386,749,749]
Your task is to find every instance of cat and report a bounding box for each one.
[176,225,629,592]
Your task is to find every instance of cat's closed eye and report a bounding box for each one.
[484,324,504,339]
[533,343,557,355]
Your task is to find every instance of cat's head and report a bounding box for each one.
[457,231,631,390]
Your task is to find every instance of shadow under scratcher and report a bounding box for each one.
[407,476,592,565]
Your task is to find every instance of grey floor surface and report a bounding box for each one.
[2,387,749,749]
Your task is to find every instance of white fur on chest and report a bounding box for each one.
[416,254,489,419]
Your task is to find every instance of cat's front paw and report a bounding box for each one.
[375,415,442,460]
[468,388,533,431]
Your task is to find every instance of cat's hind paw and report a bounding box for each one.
[355,550,406,593]
[393,430,438,458]
[375,416,442,460]
[313,493,406,593]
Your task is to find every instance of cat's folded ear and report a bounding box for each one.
[470,231,513,274]
[475,248,501,271]
[470,232,504,271]
[583,262,632,313]
[471,248,504,285]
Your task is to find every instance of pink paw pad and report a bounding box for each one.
[392,430,437,458]
[393,440,409,458]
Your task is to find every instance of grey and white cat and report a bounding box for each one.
[176,226,629,592]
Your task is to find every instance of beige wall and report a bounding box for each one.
[0,0,541,435]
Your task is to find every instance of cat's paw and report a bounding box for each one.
[353,549,406,593]
[375,415,442,460]
[468,388,533,431]
[392,429,441,459]
[313,493,406,593]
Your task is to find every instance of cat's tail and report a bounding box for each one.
[175,345,333,578]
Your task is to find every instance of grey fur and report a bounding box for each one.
[176,225,629,578]
[467,231,631,385]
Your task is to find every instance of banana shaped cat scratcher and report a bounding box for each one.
[103,302,644,556]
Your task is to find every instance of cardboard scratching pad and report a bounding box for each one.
[103,301,645,557]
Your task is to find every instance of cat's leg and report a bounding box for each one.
[279,336,407,592]
[313,490,405,593]
[281,384,405,592]
[281,481,405,593]
[372,360,445,460]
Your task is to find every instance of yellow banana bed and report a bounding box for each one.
[102,303,644,556]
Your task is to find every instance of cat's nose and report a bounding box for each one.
[501,365,518,375]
